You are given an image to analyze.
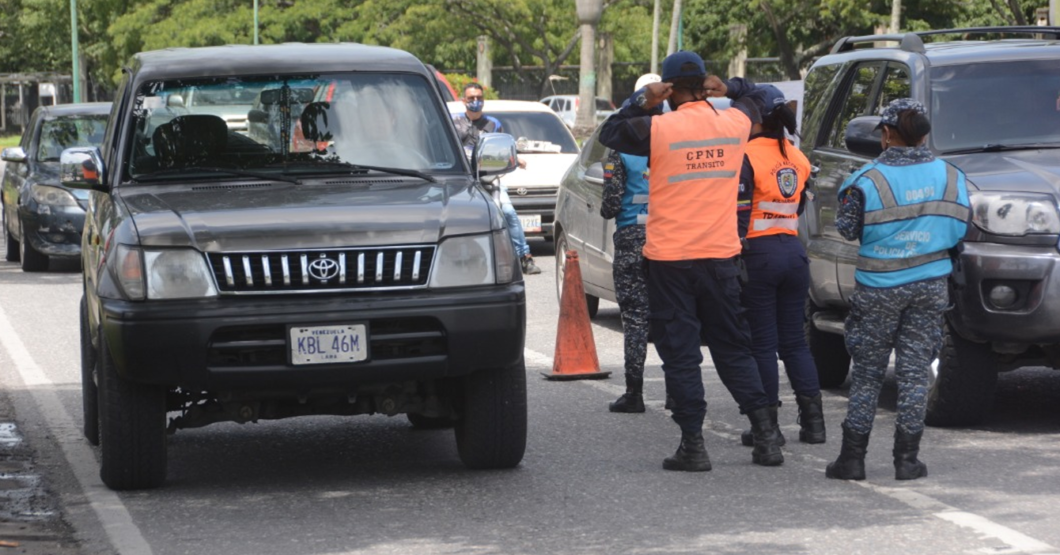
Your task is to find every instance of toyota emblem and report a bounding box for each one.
[307,256,340,281]
[517,187,528,196]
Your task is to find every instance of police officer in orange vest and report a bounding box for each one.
[599,51,783,472]
[735,85,826,448]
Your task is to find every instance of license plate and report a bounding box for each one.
[289,324,368,365]
[519,214,542,233]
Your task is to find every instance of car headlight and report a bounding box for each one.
[30,184,79,206]
[429,234,495,288]
[115,246,218,300]
[971,192,1060,236]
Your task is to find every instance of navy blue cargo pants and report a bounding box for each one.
[647,258,771,436]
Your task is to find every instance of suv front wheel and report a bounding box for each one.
[98,335,168,490]
[925,322,997,427]
[455,359,527,469]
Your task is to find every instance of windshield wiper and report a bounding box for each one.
[133,166,300,185]
[942,143,1060,155]
[272,160,437,183]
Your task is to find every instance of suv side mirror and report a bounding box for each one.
[475,133,518,183]
[60,147,106,191]
[1,147,27,163]
[585,162,605,185]
[845,115,884,158]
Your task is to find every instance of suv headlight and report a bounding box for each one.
[971,192,1060,236]
[115,246,218,300]
[430,233,509,288]
[30,184,78,206]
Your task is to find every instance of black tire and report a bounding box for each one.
[80,297,99,445]
[925,322,998,427]
[554,229,600,320]
[454,358,528,469]
[98,334,168,490]
[18,221,48,272]
[806,298,851,389]
[3,208,19,262]
[406,413,455,430]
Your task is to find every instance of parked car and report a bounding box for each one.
[540,94,616,129]
[1,102,110,271]
[67,43,527,490]
[798,27,1060,426]
[448,99,580,240]
[553,98,731,317]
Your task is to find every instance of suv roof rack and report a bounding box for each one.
[830,26,1060,55]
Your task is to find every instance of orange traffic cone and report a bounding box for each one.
[543,251,611,381]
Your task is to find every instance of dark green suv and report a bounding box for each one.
[799,27,1060,427]
[62,43,527,490]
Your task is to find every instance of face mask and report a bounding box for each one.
[467,99,484,113]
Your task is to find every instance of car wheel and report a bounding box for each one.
[925,322,997,427]
[18,221,48,272]
[805,298,851,389]
[554,229,599,319]
[406,413,455,430]
[454,358,527,469]
[80,297,99,446]
[98,333,168,490]
[3,208,19,262]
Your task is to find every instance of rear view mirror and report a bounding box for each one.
[247,109,269,124]
[845,115,883,158]
[585,162,605,185]
[166,94,185,108]
[60,147,106,191]
[1,147,26,163]
[476,133,518,182]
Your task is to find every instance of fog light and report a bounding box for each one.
[988,285,1018,309]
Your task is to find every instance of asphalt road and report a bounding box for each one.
[1,238,1060,555]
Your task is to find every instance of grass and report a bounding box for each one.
[0,135,21,149]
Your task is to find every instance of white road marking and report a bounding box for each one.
[527,347,1060,555]
[0,303,154,555]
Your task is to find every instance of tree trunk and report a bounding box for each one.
[761,0,801,80]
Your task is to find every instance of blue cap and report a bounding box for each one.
[750,84,787,118]
[661,51,707,82]
[876,97,926,129]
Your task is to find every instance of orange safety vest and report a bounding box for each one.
[646,101,751,261]
[744,137,811,239]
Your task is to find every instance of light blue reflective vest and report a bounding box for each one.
[616,153,650,229]
[839,158,970,288]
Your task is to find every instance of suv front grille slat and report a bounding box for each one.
[208,246,435,294]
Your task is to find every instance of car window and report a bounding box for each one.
[489,112,579,154]
[124,73,462,181]
[826,63,882,150]
[876,64,912,114]
[802,63,843,148]
[37,114,109,161]
[930,59,1060,153]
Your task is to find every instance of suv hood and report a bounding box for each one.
[119,179,492,251]
[946,149,1060,196]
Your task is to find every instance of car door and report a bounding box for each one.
[578,129,615,293]
[804,60,885,305]
[556,126,611,298]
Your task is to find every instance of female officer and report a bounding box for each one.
[826,98,970,481]
[736,86,826,448]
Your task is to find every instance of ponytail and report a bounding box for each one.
[761,103,800,160]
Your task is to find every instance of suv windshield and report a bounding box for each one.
[931,59,1060,153]
[125,73,462,181]
[37,115,108,162]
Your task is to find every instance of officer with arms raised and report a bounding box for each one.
[599,51,783,472]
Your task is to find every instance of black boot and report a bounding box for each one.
[893,428,928,481]
[747,407,784,466]
[609,377,645,413]
[795,393,827,444]
[741,404,785,447]
[664,394,675,411]
[826,423,869,480]
[663,431,712,472]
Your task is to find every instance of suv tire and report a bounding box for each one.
[806,298,851,388]
[925,322,997,427]
[80,297,99,446]
[3,209,19,262]
[554,229,600,319]
[455,358,527,469]
[98,335,168,490]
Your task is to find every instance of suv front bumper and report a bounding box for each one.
[953,241,1060,344]
[98,283,526,391]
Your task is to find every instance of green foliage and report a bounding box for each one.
[445,73,500,99]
